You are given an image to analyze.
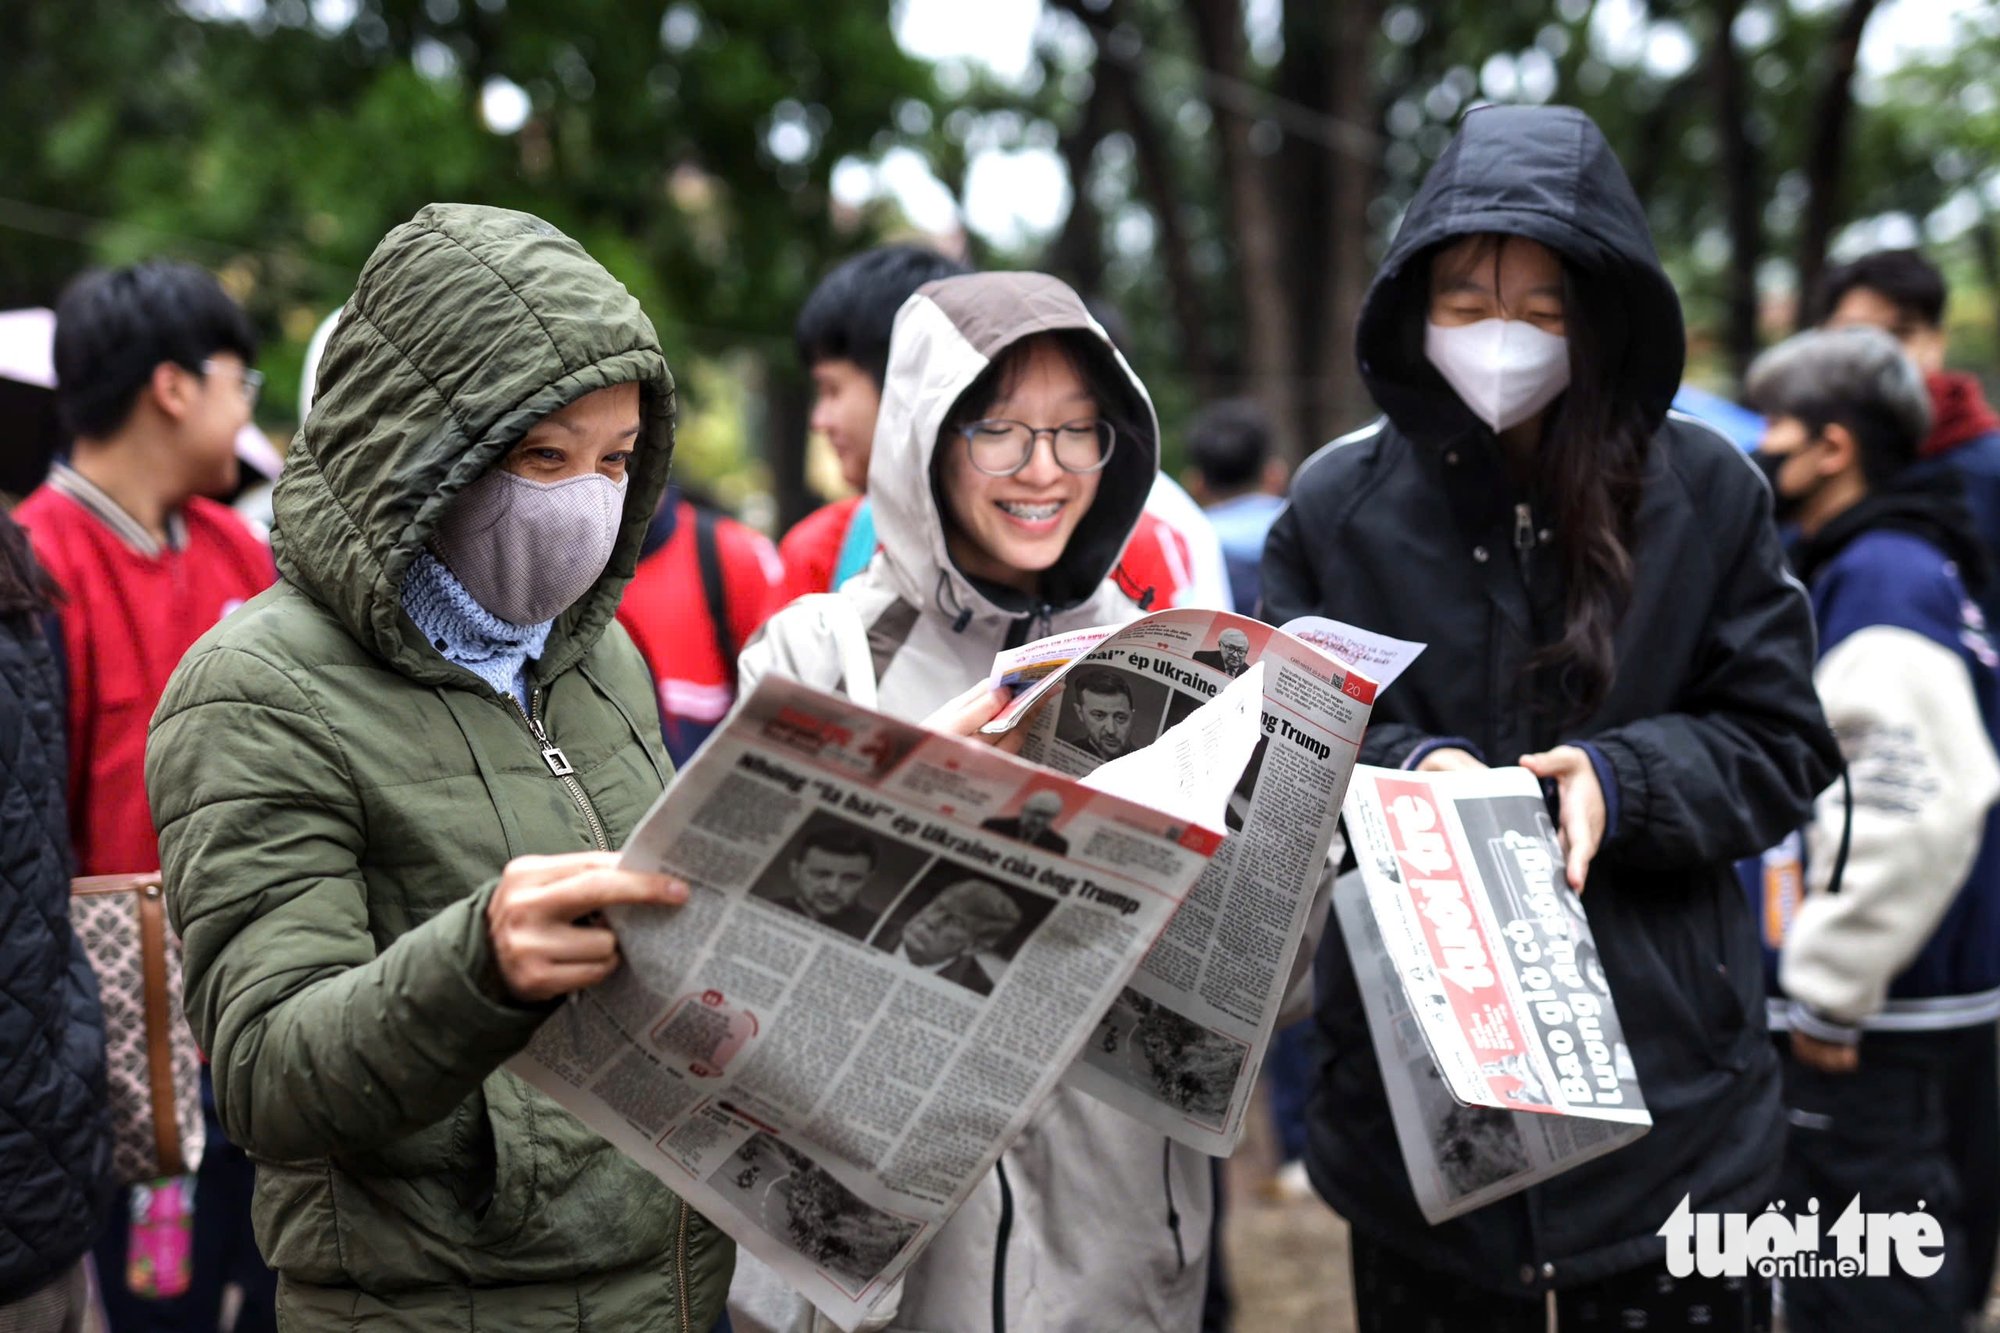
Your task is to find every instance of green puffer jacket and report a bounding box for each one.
[147,204,732,1330]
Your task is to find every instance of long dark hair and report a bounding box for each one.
[0,508,61,616]
[1527,263,1652,717]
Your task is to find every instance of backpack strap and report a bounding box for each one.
[693,505,738,690]
[790,593,880,710]
[832,497,878,590]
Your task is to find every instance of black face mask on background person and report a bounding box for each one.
[1752,444,1817,526]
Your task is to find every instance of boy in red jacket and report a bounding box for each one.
[17,261,274,878]
[780,244,969,599]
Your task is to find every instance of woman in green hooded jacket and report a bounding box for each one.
[146,204,733,1330]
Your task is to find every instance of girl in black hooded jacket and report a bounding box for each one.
[1264,105,1840,1329]
[0,507,111,1330]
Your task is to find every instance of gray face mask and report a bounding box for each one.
[431,468,628,626]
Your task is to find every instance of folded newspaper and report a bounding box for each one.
[508,670,1261,1330]
[1338,766,1650,1224]
[983,609,1402,1155]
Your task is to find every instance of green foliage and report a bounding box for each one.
[3,0,936,453]
[10,1,1996,497]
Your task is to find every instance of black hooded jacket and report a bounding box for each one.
[1262,106,1841,1293]
[0,609,112,1297]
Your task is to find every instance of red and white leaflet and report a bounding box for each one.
[1343,765,1650,1127]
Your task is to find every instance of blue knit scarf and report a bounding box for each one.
[400,551,553,703]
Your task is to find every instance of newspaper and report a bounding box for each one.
[1337,764,1650,1220]
[506,673,1256,1331]
[1332,873,1645,1224]
[1342,765,1650,1124]
[982,609,1384,1154]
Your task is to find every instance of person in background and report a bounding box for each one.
[1184,398,1288,614]
[16,260,274,880]
[781,244,971,600]
[14,259,277,1333]
[1262,105,1839,1330]
[618,483,785,766]
[1744,327,2000,1332]
[1819,249,2000,625]
[782,246,1223,614]
[0,507,113,1333]
[145,203,732,1330]
[1816,245,2000,1322]
[1179,407,1308,1215]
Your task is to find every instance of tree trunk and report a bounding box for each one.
[1709,0,1761,386]
[1794,0,1883,331]
[1970,209,2000,356]
[1052,0,1215,395]
[1048,63,1111,300]
[1319,0,1383,440]
[1185,0,1300,461]
[1276,0,1380,449]
[762,365,814,534]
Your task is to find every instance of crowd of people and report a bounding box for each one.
[4,100,2000,1333]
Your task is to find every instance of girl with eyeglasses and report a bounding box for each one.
[733,271,1217,1331]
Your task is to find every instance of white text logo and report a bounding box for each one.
[1658,1195,1944,1279]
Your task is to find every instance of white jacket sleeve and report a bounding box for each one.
[1780,624,2000,1027]
[735,595,863,702]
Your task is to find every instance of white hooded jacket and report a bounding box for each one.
[731,272,1212,1333]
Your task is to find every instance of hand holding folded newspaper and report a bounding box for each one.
[982,608,1408,1155]
[1338,765,1650,1223]
[507,673,1257,1330]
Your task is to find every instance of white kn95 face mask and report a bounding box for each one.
[1424,318,1571,433]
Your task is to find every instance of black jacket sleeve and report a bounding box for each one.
[1262,480,1441,770]
[1587,458,1840,869]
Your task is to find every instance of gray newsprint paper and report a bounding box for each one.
[985,609,1382,1155]
[507,674,1256,1331]
[1334,874,1645,1224]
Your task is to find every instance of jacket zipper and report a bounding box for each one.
[677,1202,691,1333]
[1162,1142,1186,1272]
[516,686,610,851]
[1001,603,1057,652]
[1513,501,1535,576]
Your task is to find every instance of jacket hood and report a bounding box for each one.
[867,271,1158,624]
[272,203,675,686]
[1356,105,1685,447]
[1795,469,1992,594]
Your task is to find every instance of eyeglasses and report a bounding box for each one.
[201,359,265,410]
[956,418,1116,478]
